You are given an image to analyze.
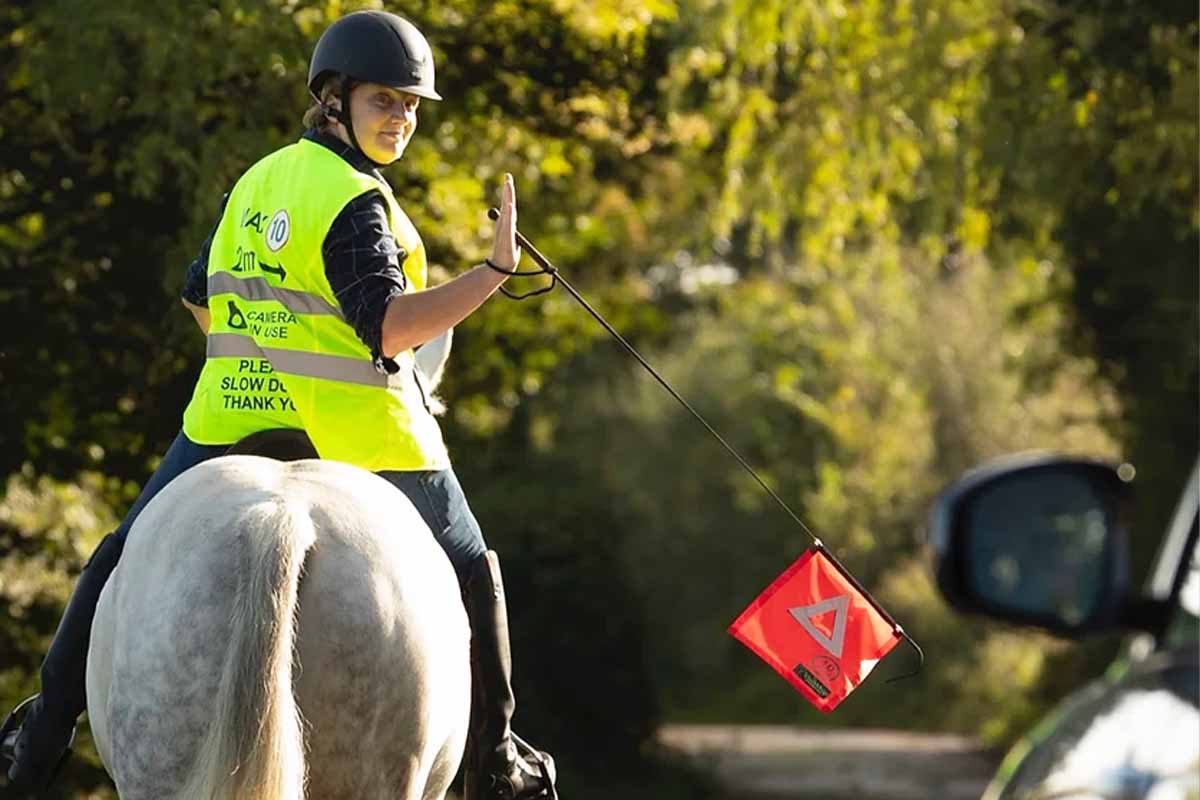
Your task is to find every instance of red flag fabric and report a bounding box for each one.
[728,546,902,712]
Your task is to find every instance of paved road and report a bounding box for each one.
[658,725,1002,800]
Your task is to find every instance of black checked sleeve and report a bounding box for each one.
[323,191,408,366]
[181,193,230,308]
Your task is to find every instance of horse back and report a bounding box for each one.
[89,456,470,800]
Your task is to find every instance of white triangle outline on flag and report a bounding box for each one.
[787,594,849,659]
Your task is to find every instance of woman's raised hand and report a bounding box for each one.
[489,174,520,271]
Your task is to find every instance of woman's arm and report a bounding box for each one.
[380,264,506,357]
[380,174,519,358]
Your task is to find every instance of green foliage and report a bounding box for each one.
[656,0,1006,267]
[981,0,1199,576]
[0,470,116,671]
[0,469,118,797]
[869,559,1060,747]
[0,0,1194,793]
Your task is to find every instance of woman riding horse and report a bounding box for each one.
[1,11,555,799]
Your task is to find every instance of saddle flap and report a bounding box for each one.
[225,429,319,462]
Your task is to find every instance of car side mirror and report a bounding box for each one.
[929,454,1134,637]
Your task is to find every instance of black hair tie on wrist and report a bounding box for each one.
[485,257,558,300]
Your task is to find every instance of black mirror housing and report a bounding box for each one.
[929,453,1134,637]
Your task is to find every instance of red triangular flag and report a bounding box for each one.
[728,547,902,712]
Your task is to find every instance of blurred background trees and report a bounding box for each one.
[1,0,1194,797]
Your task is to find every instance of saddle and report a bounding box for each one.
[225,429,320,462]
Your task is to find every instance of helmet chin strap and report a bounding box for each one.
[317,76,389,169]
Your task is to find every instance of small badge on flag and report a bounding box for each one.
[728,546,904,712]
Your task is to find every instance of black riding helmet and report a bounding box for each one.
[308,11,441,163]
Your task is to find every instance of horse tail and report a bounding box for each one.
[180,497,316,800]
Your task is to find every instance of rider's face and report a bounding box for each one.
[337,83,419,165]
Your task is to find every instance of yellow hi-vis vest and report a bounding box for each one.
[181,138,450,472]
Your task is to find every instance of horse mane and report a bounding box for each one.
[415,329,453,415]
[178,496,316,800]
[414,328,453,391]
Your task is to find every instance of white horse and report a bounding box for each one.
[85,333,470,799]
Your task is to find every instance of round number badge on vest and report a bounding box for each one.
[266,210,291,252]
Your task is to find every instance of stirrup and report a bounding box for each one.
[511,733,558,800]
[0,695,77,790]
[0,696,38,765]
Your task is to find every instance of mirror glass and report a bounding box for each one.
[964,469,1114,626]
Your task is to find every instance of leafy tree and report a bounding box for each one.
[980,0,1199,573]
[0,0,1194,794]
[529,242,1117,739]
[0,470,117,797]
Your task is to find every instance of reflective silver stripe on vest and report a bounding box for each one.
[208,272,343,318]
[208,333,389,388]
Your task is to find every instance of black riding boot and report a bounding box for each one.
[463,551,557,800]
[1,533,124,793]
